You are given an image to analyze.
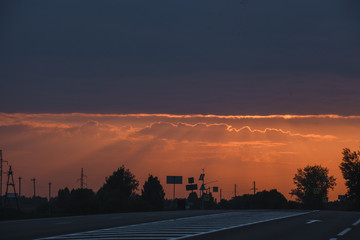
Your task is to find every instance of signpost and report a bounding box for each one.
[186,184,198,191]
[166,176,183,199]
[188,177,194,184]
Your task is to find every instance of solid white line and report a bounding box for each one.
[329,238,337,240]
[68,238,170,240]
[65,233,185,236]
[172,211,316,240]
[337,227,352,236]
[352,218,360,226]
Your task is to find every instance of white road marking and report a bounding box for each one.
[352,218,360,226]
[37,210,315,240]
[55,222,72,225]
[329,238,337,240]
[306,220,322,224]
[337,227,352,236]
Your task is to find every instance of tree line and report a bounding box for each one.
[50,167,166,215]
[1,147,360,220]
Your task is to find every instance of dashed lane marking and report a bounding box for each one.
[352,218,360,226]
[337,227,352,236]
[37,211,315,240]
[306,220,322,224]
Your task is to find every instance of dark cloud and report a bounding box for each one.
[0,0,359,114]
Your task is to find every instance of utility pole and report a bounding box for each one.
[251,181,258,195]
[4,165,19,210]
[80,168,84,189]
[77,168,87,189]
[234,184,237,198]
[48,182,52,216]
[0,149,8,202]
[200,168,205,197]
[200,168,205,210]
[18,176,22,197]
[31,178,36,197]
[48,182,51,200]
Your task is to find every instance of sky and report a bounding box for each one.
[0,113,360,201]
[0,0,359,200]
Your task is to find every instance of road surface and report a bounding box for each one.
[1,210,359,240]
[1,210,225,239]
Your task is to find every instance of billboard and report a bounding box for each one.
[166,176,183,184]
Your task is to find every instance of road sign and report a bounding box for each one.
[166,176,183,184]
[200,184,205,191]
[204,194,210,201]
[213,186,218,192]
[199,174,205,181]
[188,177,194,184]
[186,184,198,191]
[313,188,320,194]
[167,176,183,200]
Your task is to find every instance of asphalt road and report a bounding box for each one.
[186,210,360,240]
[1,210,359,240]
[0,210,227,240]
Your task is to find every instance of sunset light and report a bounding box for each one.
[1,113,359,201]
[1,1,359,239]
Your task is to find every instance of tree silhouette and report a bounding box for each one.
[339,148,360,209]
[97,165,139,212]
[141,175,165,210]
[56,187,70,211]
[290,165,336,209]
[255,189,288,209]
[67,188,98,214]
[187,192,201,209]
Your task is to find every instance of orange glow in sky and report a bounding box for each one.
[1,113,359,201]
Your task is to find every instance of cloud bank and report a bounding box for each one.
[0,113,359,200]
